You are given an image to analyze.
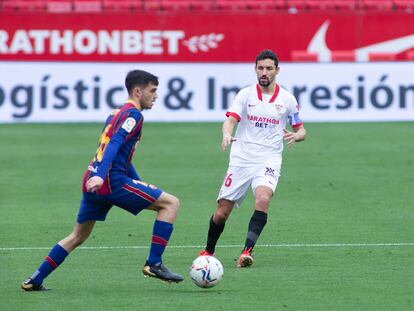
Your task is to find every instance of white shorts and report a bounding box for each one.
[217,160,282,208]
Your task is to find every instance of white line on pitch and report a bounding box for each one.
[1,242,414,251]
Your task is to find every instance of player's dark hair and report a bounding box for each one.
[255,49,279,67]
[125,70,159,94]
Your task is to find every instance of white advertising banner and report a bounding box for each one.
[0,62,413,122]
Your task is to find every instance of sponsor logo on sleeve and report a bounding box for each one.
[122,117,136,133]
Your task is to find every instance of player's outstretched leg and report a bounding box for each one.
[199,216,224,257]
[142,261,183,283]
[142,192,183,283]
[237,207,268,267]
[200,199,234,256]
[21,278,50,291]
[21,221,95,291]
[21,244,69,291]
[237,186,270,268]
[237,247,254,268]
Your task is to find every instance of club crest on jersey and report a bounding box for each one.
[274,104,285,113]
[122,117,136,133]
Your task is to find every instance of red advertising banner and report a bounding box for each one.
[0,11,414,62]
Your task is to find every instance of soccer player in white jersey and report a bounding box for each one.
[199,49,307,267]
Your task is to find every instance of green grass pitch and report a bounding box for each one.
[0,122,413,311]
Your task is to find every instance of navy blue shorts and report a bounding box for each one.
[77,177,163,224]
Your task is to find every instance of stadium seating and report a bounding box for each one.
[73,0,101,12]
[368,52,397,61]
[190,0,216,10]
[331,50,356,62]
[159,0,194,11]
[361,0,394,10]
[101,0,140,12]
[406,50,414,60]
[306,0,337,10]
[215,0,249,10]
[291,50,319,62]
[2,0,414,13]
[286,0,307,10]
[394,0,414,11]
[47,0,72,12]
[2,0,46,12]
[334,0,358,10]
[246,0,286,10]
[215,0,286,11]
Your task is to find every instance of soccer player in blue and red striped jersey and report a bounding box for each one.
[21,70,183,291]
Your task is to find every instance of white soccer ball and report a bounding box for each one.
[189,255,224,288]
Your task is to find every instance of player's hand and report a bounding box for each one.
[283,129,297,148]
[221,133,236,150]
[86,176,104,192]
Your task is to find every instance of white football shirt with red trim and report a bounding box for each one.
[225,84,303,167]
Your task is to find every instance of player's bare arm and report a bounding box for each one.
[283,126,306,148]
[221,116,238,150]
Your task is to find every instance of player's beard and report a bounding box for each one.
[259,76,270,87]
[142,102,154,110]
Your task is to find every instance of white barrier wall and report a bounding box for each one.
[0,62,413,122]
